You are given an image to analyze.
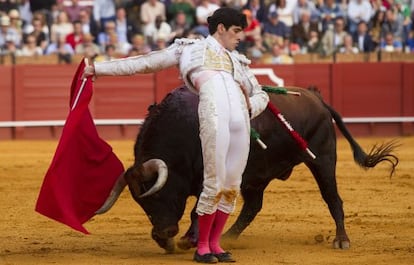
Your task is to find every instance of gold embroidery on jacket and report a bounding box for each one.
[203,47,233,73]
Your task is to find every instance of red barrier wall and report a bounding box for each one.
[331,63,404,136]
[1,62,413,139]
[269,64,332,102]
[0,66,13,139]
[154,67,184,102]
[401,63,414,135]
[93,74,155,139]
[12,65,75,139]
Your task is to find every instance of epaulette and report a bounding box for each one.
[231,51,251,65]
[174,38,200,45]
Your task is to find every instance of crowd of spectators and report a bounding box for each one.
[0,0,413,64]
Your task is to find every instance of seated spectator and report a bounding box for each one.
[16,34,43,56]
[224,0,249,11]
[262,42,293,64]
[338,34,359,54]
[239,9,262,54]
[144,15,173,49]
[23,16,48,51]
[50,2,62,25]
[170,10,192,42]
[93,0,116,30]
[283,37,301,55]
[292,0,320,25]
[94,43,117,62]
[291,10,320,49]
[267,0,296,28]
[321,16,347,55]
[167,0,195,28]
[193,0,220,37]
[346,0,373,36]
[262,11,291,50]
[50,10,74,44]
[247,47,265,64]
[78,8,99,42]
[65,20,83,50]
[3,38,18,54]
[243,0,268,23]
[23,11,49,43]
[140,0,167,37]
[8,9,23,45]
[305,29,324,54]
[352,21,375,52]
[370,7,386,48]
[64,0,83,23]
[127,47,141,56]
[393,0,411,43]
[106,32,131,56]
[45,34,74,63]
[28,0,54,31]
[17,0,32,30]
[128,33,152,56]
[75,33,100,58]
[0,15,21,48]
[115,6,139,45]
[406,30,414,52]
[97,20,116,52]
[245,36,267,62]
[0,0,18,14]
[380,31,403,52]
[152,32,168,50]
[318,0,345,33]
[381,8,404,43]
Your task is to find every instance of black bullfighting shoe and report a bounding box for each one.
[214,252,236,263]
[193,251,218,263]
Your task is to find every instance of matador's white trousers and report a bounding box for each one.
[194,70,250,215]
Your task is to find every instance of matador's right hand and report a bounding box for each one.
[82,64,96,81]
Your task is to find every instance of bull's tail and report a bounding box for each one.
[322,100,399,177]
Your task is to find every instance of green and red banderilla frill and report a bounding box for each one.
[250,86,316,159]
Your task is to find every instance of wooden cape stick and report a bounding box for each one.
[71,58,89,111]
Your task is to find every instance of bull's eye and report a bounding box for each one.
[139,178,159,197]
[140,181,152,194]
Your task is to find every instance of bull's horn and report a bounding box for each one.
[95,172,127,214]
[139,159,168,198]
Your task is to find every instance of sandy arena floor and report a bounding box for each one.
[0,136,413,265]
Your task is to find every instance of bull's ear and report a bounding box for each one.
[307,85,320,93]
[148,103,157,112]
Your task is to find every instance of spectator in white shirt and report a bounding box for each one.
[140,0,166,37]
[50,10,74,44]
[347,0,373,36]
[194,0,220,37]
[93,0,116,30]
[16,34,43,56]
[144,15,172,49]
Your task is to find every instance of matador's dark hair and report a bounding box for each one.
[207,7,247,35]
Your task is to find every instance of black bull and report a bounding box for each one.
[97,86,398,253]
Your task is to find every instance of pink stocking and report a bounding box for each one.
[209,210,229,254]
[197,212,216,255]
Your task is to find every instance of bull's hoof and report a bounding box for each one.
[164,238,176,254]
[177,236,197,250]
[333,238,350,249]
[222,231,239,240]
